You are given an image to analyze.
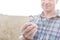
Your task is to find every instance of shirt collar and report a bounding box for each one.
[40,10,60,20]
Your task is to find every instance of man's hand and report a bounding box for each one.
[21,22,37,40]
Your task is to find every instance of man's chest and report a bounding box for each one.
[36,19,60,40]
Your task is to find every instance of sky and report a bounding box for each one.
[0,0,60,16]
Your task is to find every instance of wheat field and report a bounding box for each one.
[0,15,29,40]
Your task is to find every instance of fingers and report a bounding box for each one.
[23,25,35,34]
[28,27,36,37]
[27,27,36,38]
[23,23,37,34]
[21,22,32,31]
[21,22,37,40]
[22,22,37,32]
[23,28,36,39]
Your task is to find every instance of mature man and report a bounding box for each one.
[19,0,60,40]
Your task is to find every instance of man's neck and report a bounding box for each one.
[44,10,56,19]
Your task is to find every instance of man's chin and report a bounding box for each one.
[44,9,52,12]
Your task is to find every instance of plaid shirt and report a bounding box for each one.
[29,11,60,40]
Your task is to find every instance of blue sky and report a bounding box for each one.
[0,0,60,16]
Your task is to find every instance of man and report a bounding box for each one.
[19,0,60,40]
